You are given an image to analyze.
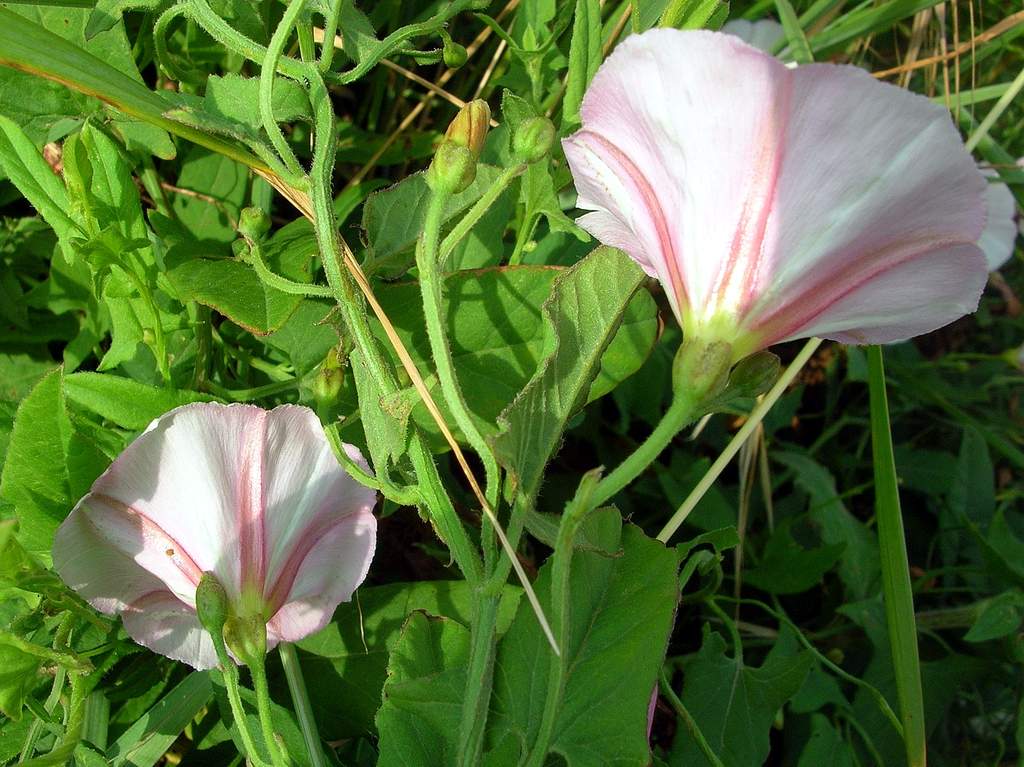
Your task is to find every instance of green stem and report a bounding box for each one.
[204,378,299,402]
[657,337,822,543]
[417,189,501,506]
[867,345,926,767]
[191,303,213,391]
[727,596,904,737]
[522,472,601,767]
[455,594,501,766]
[318,0,343,72]
[247,242,333,297]
[438,164,525,266]
[260,0,306,177]
[279,644,327,767]
[589,388,698,510]
[250,656,290,767]
[306,70,483,584]
[208,626,269,766]
[659,669,724,767]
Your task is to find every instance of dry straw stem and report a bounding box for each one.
[872,9,1024,78]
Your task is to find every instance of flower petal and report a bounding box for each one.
[979,171,1018,271]
[745,62,986,344]
[563,29,791,325]
[777,242,986,344]
[565,29,987,348]
[266,510,377,644]
[258,406,377,638]
[121,591,219,670]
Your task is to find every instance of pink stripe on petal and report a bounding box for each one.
[237,410,268,591]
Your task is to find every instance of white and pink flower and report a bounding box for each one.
[53,403,377,669]
[563,29,989,359]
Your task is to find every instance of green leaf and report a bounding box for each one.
[963,590,1024,643]
[373,262,656,449]
[362,165,508,277]
[0,641,40,720]
[0,369,107,557]
[0,114,81,242]
[296,581,521,739]
[796,714,856,767]
[486,512,679,765]
[660,0,731,30]
[64,373,214,430]
[375,612,473,766]
[0,8,268,173]
[171,148,249,245]
[669,627,812,766]
[0,354,57,402]
[774,451,880,599]
[106,671,213,767]
[165,257,303,336]
[774,0,814,63]
[562,0,601,127]
[950,426,995,526]
[744,517,846,594]
[490,248,648,496]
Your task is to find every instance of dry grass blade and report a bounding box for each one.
[873,9,1024,78]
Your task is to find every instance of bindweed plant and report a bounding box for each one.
[0,1,1021,766]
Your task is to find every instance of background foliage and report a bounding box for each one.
[0,0,1021,765]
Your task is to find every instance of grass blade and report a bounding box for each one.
[866,345,926,767]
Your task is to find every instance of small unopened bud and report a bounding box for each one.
[313,348,345,406]
[440,30,468,69]
[223,614,267,668]
[238,207,271,242]
[195,572,230,639]
[726,351,780,400]
[444,100,490,160]
[513,116,556,164]
[427,141,476,194]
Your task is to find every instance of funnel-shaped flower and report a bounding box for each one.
[563,30,988,360]
[53,403,377,670]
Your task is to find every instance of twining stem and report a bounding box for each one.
[210,643,268,765]
[247,242,334,297]
[659,669,725,767]
[259,0,306,177]
[866,345,926,766]
[522,472,601,767]
[657,337,823,543]
[456,594,502,766]
[278,644,327,767]
[249,656,290,767]
[305,70,484,584]
[588,388,699,509]
[417,190,501,506]
[438,163,526,266]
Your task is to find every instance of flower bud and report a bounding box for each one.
[195,571,230,639]
[441,31,468,69]
[313,348,345,407]
[223,614,267,668]
[444,100,490,160]
[513,116,556,165]
[238,207,271,242]
[427,141,477,194]
[725,351,780,400]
